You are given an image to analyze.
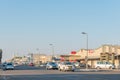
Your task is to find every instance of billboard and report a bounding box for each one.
[71,51,76,54]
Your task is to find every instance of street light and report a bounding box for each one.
[36,48,41,64]
[82,32,88,69]
[115,45,119,69]
[49,44,54,61]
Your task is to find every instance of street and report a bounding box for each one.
[0,65,120,80]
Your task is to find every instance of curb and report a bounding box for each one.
[75,69,114,72]
[75,69,98,72]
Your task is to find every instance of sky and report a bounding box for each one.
[0,0,120,62]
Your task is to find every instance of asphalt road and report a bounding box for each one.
[0,65,120,80]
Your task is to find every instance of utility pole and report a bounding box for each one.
[49,44,54,61]
[82,32,88,69]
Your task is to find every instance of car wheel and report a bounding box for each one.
[109,66,112,69]
[96,66,100,69]
[63,67,66,72]
[59,68,61,71]
[72,70,74,72]
[46,67,48,70]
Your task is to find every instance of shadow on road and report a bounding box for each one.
[14,65,46,70]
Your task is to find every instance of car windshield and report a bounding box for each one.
[7,63,13,65]
[49,62,56,65]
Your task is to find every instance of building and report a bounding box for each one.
[29,54,52,65]
[60,45,120,68]
[60,55,81,62]
[10,56,28,64]
[8,53,60,65]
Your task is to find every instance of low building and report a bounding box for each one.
[60,45,120,68]
[60,55,81,62]
[29,54,52,65]
[11,56,28,64]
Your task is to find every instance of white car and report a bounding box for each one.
[95,61,115,69]
[59,61,75,72]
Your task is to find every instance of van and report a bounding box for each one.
[95,61,115,69]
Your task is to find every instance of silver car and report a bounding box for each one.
[3,63,14,70]
[46,62,58,70]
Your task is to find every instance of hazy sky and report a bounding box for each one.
[0,0,120,61]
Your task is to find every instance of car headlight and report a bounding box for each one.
[49,65,52,68]
[66,66,69,69]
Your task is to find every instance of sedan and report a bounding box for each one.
[3,63,14,70]
[46,62,58,70]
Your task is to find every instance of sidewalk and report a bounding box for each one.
[113,69,120,72]
[75,68,114,72]
[75,69,98,72]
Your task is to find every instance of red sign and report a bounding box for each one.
[71,51,76,54]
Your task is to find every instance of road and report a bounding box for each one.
[0,65,120,80]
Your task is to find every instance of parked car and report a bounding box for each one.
[95,61,115,69]
[46,62,58,70]
[57,62,63,69]
[28,63,34,66]
[72,62,80,68]
[79,63,91,68]
[40,63,47,67]
[72,62,90,68]
[3,63,14,70]
[59,61,75,72]
[13,63,19,67]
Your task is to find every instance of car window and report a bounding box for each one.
[7,63,13,65]
[65,62,72,65]
[49,62,56,65]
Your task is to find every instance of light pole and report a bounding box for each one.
[36,48,41,64]
[82,32,88,69]
[49,44,54,61]
[115,46,119,69]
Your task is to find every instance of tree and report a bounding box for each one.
[0,49,2,63]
